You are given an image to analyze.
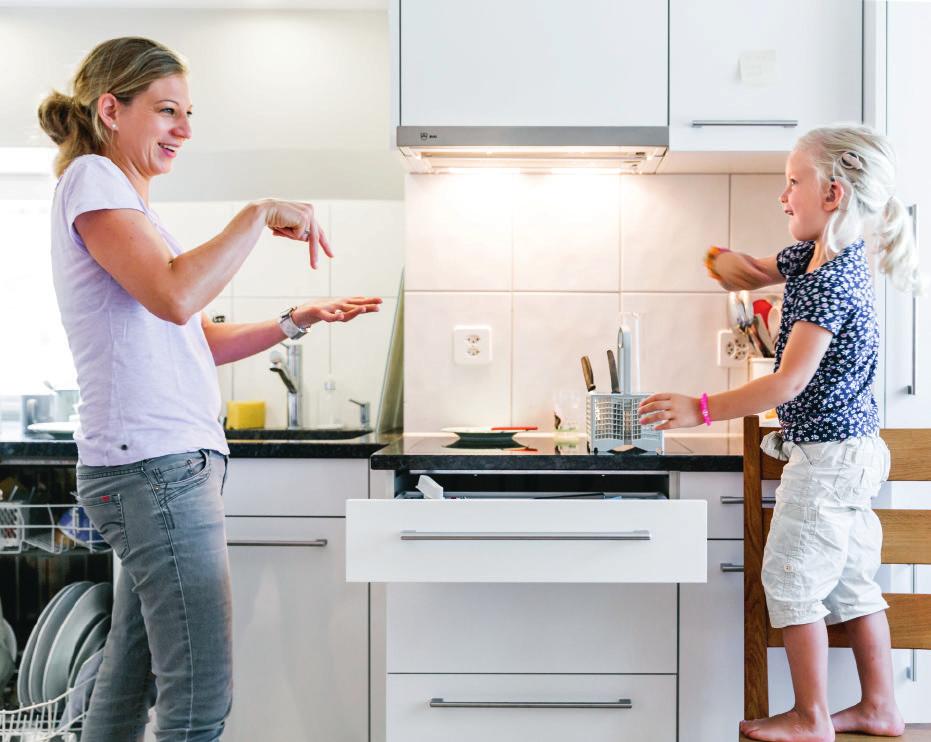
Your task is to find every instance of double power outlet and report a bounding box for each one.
[717,329,752,367]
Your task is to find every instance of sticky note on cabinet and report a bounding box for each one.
[227,400,266,429]
[739,50,778,85]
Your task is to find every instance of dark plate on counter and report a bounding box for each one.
[224,428,372,441]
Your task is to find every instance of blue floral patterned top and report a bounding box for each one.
[773,239,880,442]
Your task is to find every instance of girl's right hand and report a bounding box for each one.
[710,251,775,291]
[259,198,334,269]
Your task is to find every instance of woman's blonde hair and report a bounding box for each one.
[795,124,923,295]
[37,37,188,177]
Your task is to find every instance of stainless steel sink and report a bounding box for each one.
[224,428,373,441]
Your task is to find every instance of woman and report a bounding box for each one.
[37,36,381,741]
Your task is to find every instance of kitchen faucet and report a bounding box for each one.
[269,343,303,428]
[349,398,370,428]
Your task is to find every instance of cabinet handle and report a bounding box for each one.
[907,564,919,681]
[690,119,798,128]
[720,496,776,505]
[907,205,919,396]
[429,698,633,710]
[400,530,651,541]
[226,539,328,547]
[720,562,744,573]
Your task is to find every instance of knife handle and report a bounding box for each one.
[581,356,596,392]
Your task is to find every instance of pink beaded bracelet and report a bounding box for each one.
[700,393,713,426]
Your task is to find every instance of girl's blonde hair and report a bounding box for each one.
[795,124,923,294]
[37,37,188,178]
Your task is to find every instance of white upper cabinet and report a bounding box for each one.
[397,0,667,127]
[669,0,862,152]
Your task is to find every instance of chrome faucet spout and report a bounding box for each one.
[269,344,303,427]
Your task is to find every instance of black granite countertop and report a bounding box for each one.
[0,424,396,462]
[370,434,744,472]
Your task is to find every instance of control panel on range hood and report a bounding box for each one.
[397,126,668,174]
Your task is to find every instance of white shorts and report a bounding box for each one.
[760,432,891,630]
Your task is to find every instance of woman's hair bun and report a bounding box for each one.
[37,91,74,146]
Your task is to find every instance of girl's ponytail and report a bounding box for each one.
[796,124,924,295]
[876,196,923,294]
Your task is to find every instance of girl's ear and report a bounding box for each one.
[824,177,845,213]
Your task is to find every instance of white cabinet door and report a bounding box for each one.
[679,540,744,742]
[223,518,368,742]
[399,0,667,127]
[679,472,744,539]
[670,0,861,152]
[346,498,707,583]
[386,674,676,742]
[884,0,931,428]
[386,582,676,673]
[223,458,368,516]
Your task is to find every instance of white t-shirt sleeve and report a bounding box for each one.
[62,155,146,250]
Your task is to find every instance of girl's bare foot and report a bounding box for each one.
[831,701,905,736]
[739,708,835,742]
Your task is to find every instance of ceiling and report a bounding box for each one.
[0,0,386,8]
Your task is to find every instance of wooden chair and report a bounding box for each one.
[741,415,931,741]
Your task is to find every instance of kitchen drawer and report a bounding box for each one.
[223,459,367,516]
[345,498,706,583]
[386,673,676,742]
[387,582,676,673]
[679,472,778,539]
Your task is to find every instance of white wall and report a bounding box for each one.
[0,7,403,200]
[403,172,789,436]
[0,8,404,429]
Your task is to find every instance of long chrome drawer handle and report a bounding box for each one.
[720,496,775,505]
[400,530,651,541]
[226,539,328,547]
[720,562,745,573]
[429,698,633,709]
[690,119,798,128]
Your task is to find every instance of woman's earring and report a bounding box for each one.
[112,124,117,131]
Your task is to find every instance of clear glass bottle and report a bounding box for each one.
[317,376,343,429]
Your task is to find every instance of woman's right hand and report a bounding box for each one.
[710,251,779,291]
[259,199,334,269]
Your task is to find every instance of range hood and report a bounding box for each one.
[397,126,668,174]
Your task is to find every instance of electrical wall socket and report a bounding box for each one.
[717,329,751,367]
[453,325,492,365]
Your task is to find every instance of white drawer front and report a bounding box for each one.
[346,499,706,583]
[387,582,676,673]
[679,471,744,539]
[224,459,367,516]
[387,673,676,742]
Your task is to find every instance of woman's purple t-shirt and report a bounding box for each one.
[50,154,228,466]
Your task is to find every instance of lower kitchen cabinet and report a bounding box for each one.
[223,517,368,742]
[679,540,744,742]
[386,673,677,742]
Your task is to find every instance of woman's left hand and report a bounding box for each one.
[292,297,382,327]
[638,393,702,431]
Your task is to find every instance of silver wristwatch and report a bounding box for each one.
[278,307,307,340]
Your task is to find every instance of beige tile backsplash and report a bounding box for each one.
[404,172,790,433]
[152,199,404,429]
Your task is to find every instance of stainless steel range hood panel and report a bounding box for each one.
[397,126,669,174]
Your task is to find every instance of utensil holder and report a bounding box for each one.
[586,392,664,454]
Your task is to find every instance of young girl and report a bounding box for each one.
[639,124,922,742]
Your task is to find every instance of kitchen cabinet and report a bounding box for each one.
[222,459,369,742]
[669,0,862,153]
[882,0,931,429]
[394,0,667,128]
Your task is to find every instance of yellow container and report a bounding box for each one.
[226,400,266,430]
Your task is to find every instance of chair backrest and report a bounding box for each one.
[743,416,931,720]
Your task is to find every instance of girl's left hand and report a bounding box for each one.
[638,393,703,431]
[292,297,382,326]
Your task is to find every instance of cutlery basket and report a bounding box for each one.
[586,393,664,454]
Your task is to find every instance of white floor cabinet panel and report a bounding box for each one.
[346,498,707,583]
[386,674,677,742]
[679,540,744,742]
[224,517,368,742]
[387,582,676,674]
